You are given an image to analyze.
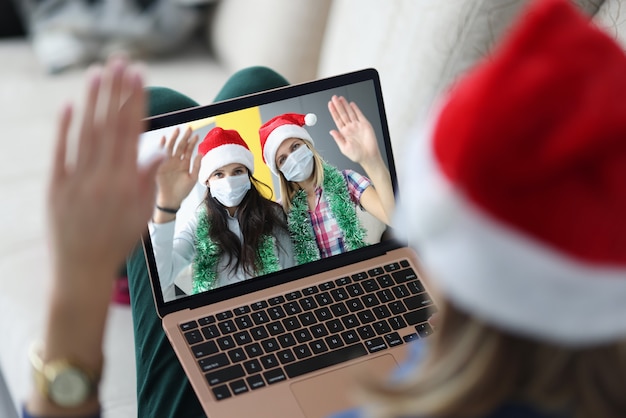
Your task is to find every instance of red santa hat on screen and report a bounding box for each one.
[399,0,626,346]
[259,112,317,175]
[197,127,254,185]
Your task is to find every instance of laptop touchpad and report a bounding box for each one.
[291,354,397,418]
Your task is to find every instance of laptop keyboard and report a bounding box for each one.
[179,259,436,401]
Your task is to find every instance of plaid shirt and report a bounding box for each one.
[309,169,371,258]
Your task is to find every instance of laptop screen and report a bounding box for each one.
[140,69,403,316]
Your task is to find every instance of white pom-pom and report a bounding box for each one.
[304,113,317,126]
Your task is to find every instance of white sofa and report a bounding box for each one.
[1,1,623,416]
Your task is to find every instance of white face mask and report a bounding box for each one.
[280,145,314,182]
[209,174,251,207]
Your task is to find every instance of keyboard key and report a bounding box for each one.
[201,324,220,339]
[286,290,302,300]
[383,262,401,272]
[347,299,364,312]
[243,359,262,374]
[389,301,407,315]
[268,306,287,320]
[227,348,247,363]
[217,336,235,350]
[233,331,252,345]
[357,310,376,324]
[268,295,285,306]
[302,285,319,295]
[309,340,329,354]
[392,268,418,284]
[367,267,385,277]
[335,277,351,286]
[284,302,302,315]
[251,311,270,325]
[260,354,279,369]
[198,315,216,326]
[326,319,345,334]
[264,368,287,385]
[267,321,285,336]
[284,344,367,379]
[314,292,333,306]
[198,353,230,372]
[404,293,434,310]
[229,379,249,395]
[234,306,251,315]
[282,317,301,331]
[244,343,263,358]
[330,302,349,317]
[205,364,245,386]
[357,325,376,340]
[252,301,268,310]
[330,288,349,302]
[277,333,297,348]
[298,312,316,326]
[376,289,395,303]
[376,274,394,288]
[218,320,237,335]
[180,320,198,332]
[235,315,253,330]
[388,316,407,330]
[310,324,329,338]
[346,283,364,297]
[294,329,313,343]
[341,330,359,345]
[314,307,332,322]
[216,310,233,320]
[362,279,380,293]
[319,281,335,291]
[341,314,360,329]
[372,305,391,320]
[184,330,203,345]
[400,259,410,268]
[416,323,434,338]
[299,297,318,311]
[351,272,368,281]
[261,338,280,353]
[325,335,344,349]
[293,344,313,359]
[372,321,391,335]
[246,374,266,390]
[404,307,431,326]
[250,377,268,394]
[212,384,231,401]
[392,284,409,299]
[192,340,219,358]
[403,333,419,343]
[406,280,425,294]
[384,332,403,347]
[250,326,269,341]
[277,349,296,364]
[361,294,380,308]
[365,337,387,353]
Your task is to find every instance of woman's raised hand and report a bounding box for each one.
[328,95,383,168]
[155,126,201,210]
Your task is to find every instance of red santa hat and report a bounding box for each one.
[197,127,254,185]
[259,112,317,175]
[399,0,626,346]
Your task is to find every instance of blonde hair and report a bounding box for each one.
[278,139,324,212]
[357,299,626,418]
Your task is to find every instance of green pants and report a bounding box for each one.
[126,67,289,417]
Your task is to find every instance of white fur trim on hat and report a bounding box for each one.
[263,124,314,175]
[395,114,626,347]
[198,143,254,185]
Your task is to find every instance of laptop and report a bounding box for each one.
[139,68,438,418]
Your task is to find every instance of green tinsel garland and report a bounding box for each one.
[192,206,280,294]
[288,162,367,265]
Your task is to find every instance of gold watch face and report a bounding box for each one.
[48,366,91,407]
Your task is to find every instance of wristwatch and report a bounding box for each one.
[29,343,100,408]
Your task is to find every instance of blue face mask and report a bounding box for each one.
[209,174,251,207]
[280,145,314,182]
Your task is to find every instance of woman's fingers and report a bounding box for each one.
[50,103,72,187]
[75,66,102,171]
